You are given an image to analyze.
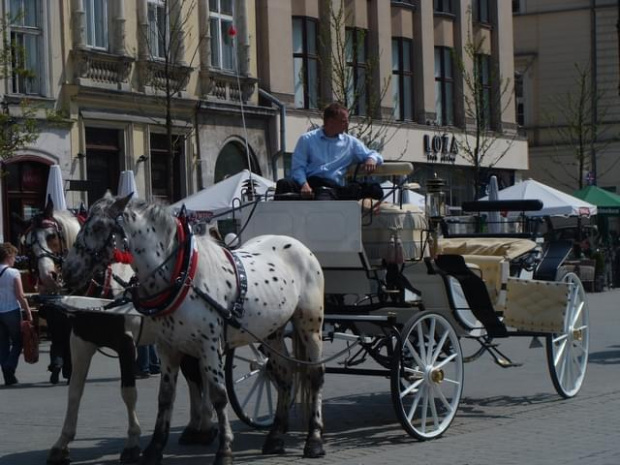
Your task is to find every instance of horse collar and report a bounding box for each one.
[223,249,248,319]
[131,217,198,318]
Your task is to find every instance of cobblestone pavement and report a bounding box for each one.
[1,289,619,465]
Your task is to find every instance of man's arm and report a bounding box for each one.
[290,135,314,195]
[351,137,383,174]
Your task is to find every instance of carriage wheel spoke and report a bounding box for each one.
[570,302,584,327]
[435,352,457,370]
[430,330,450,365]
[406,384,425,423]
[416,324,428,361]
[553,339,568,366]
[234,368,261,386]
[400,376,425,398]
[404,339,425,368]
[427,385,440,430]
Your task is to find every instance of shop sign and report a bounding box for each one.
[423,133,458,163]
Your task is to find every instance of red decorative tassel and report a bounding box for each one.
[113,248,133,264]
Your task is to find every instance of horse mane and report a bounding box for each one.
[53,210,81,248]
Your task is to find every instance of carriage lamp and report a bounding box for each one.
[425,177,446,222]
[425,176,445,258]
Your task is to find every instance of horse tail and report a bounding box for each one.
[291,325,324,423]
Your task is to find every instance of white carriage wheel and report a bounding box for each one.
[225,343,278,429]
[546,272,590,398]
[391,311,464,440]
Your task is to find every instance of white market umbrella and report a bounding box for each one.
[117,170,138,198]
[480,178,597,217]
[45,164,67,211]
[381,181,425,210]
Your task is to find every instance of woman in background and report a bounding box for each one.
[0,243,33,386]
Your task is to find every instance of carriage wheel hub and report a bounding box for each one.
[431,369,444,384]
[572,329,583,341]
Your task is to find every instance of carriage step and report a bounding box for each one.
[331,332,373,344]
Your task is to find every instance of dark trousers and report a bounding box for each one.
[44,306,72,379]
[0,309,22,374]
[275,176,382,200]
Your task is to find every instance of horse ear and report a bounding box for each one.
[44,195,55,218]
[109,192,133,218]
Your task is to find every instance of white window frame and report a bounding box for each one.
[9,0,41,95]
[209,0,235,71]
[85,0,109,50]
[148,0,168,59]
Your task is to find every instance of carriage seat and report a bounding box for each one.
[360,201,428,263]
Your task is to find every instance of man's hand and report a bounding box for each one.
[363,158,377,174]
[300,182,313,198]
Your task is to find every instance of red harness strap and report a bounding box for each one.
[132,218,199,318]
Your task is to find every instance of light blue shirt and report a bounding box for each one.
[291,127,383,186]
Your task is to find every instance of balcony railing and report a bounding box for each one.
[201,69,257,103]
[138,60,193,95]
[72,49,134,90]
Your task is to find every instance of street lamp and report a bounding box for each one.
[425,176,446,258]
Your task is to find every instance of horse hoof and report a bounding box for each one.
[178,426,218,445]
[139,446,163,465]
[120,445,141,463]
[303,437,325,458]
[214,451,233,465]
[262,437,286,455]
[47,446,70,465]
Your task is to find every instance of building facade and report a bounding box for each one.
[0,0,527,244]
[513,0,620,194]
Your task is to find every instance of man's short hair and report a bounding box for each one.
[323,102,348,121]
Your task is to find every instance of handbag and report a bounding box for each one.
[21,320,39,364]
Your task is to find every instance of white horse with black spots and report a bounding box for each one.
[21,199,214,465]
[62,193,326,465]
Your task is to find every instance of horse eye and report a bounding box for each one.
[46,233,57,241]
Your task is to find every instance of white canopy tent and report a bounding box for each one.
[172,170,275,220]
[381,181,425,210]
[479,179,597,217]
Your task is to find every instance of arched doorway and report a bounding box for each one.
[2,158,51,246]
[214,140,260,183]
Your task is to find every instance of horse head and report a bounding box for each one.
[21,197,80,293]
[63,192,133,290]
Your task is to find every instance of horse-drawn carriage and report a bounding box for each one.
[224,161,589,439]
[24,161,588,464]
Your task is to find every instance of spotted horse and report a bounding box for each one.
[62,193,326,465]
[21,198,215,465]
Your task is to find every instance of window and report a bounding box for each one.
[85,127,121,205]
[345,28,369,116]
[391,0,414,5]
[392,38,414,121]
[148,0,168,59]
[9,0,41,94]
[151,133,184,203]
[209,0,234,71]
[85,0,109,49]
[434,47,454,126]
[433,0,453,14]
[515,72,524,126]
[292,17,319,109]
[474,0,490,24]
[512,0,523,14]
[475,54,492,128]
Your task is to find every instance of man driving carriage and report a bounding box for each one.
[275,102,384,200]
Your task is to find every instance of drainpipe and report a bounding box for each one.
[590,0,598,185]
[258,88,286,181]
[194,101,204,190]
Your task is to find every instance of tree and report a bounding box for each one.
[0,13,40,160]
[544,62,616,190]
[138,0,197,201]
[452,12,515,198]
[317,0,395,153]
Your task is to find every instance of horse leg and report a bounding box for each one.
[47,333,96,465]
[261,331,294,455]
[203,346,234,465]
[295,319,326,458]
[178,355,217,446]
[118,333,142,464]
[140,346,182,465]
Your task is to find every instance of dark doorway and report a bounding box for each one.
[85,127,122,205]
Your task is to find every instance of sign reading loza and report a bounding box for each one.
[423,134,458,163]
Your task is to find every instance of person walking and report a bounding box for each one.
[0,243,33,386]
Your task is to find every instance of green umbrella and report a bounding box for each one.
[573,186,620,215]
